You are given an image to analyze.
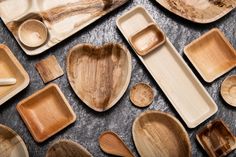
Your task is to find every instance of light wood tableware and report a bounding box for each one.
[67,43,132,112]
[221,75,236,107]
[155,0,236,23]
[0,44,30,106]
[0,0,129,55]
[46,139,93,157]
[35,55,64,83]
[116,6,218,128]
[99,131,134,157]
[16,83,76,142]
[196,119,236,157]
[130,82,154,107]
[0,78,16,86]
[184,28,236,83]
[0,124,29,157]
[132,110,192,157]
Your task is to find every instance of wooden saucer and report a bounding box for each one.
[221,75,236,107]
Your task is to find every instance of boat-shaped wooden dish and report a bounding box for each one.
[0,0,129,55]
[184,28,236,83]
[46,139,93,157]
[67,43,132,112]
[196,119,236,157]
[155,0,236,23]
[16,83,76,142]
[132,110,191,157]
[117,6,218,128]
[221,75,236,107]
[0,124,29,157]
[0,44,29,106]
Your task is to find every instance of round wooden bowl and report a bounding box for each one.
[0,124,29,157]
[18,19,48,48]
[130,83,154,107]
[221,75,236,107]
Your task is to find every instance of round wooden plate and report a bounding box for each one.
[221,75,236,107]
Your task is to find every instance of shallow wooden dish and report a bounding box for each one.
[155,0,236,23]
[46,139,93,157]
[132,110,191,157]
[221,75,236,107]
[0,44,29,106]
[129,23,165,56]
[17,83,76,142]
[0,124,29,157]
[196,120,236,157]
[0,0,129,55]
[117,6,218,128]
[184,28,236,83]
[67,43,132,112]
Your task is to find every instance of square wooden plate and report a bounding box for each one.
[0,44,29,105]
[17,83,76,142]
[184,28,236,82]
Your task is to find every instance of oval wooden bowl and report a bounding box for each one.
[221,75,236,107]
[0,124,29,157]
[132,110,192,157]
[67,43,132,112]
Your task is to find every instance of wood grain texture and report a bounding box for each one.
[221,75,236,107]
[67,43,131,112]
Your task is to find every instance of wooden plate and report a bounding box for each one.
[16,83,76,142]
[67,43,132,112]
[0,124,29,157]
[221,75,236,107]
[132,110,191,157]
[155,0,236,23]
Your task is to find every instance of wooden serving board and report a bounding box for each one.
[0,0,128,55]
[116,6,218,128]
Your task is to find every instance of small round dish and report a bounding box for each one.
[18,19,48,48]
[221,75,236,107]
[130,83,154,107]
[0,124,29,157]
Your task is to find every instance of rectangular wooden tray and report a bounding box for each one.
[0,44,29,105]
[0,0,128,55]
[116,6,218,128]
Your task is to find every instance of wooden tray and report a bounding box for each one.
[155,0,236,23]
[0,44,29,105]
[116,6,218,128]
[132,110,191,157]
[16,83,76,142]
[184,28,236,83]
[0,0,129,55]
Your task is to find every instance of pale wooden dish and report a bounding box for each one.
[130,82,154,107]
[46,139,93,157]
[184,28,236,83]
[132,110,192,157]
[221,75,236,107]
[0,0,129,55]
[117,6,218,128]
[155,0,236,23]
[0,44,29,106]
[99,131,134,157]
[196,120,236,157]
[67,43,132,112]
[0,124,29,157]
[16,83,76,142]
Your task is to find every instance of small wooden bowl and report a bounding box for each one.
[130,83,154,107]
[221,75,236,107]
[18,19,48,48]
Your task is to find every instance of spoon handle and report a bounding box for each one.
[0,78,16,86]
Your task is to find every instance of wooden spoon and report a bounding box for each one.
[99,131,134,157]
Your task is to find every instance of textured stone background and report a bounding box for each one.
[0,0,236,157]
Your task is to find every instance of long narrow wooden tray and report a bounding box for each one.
[0,0,129,55]
[116,6,218,128]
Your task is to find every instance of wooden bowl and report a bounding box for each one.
[132,110,191,157]
[221,75,236,107]
[130,83,154,107]
[67,43,132,112]
[0,124,29,157]
[46,139,93,157]
[18,19,48,48]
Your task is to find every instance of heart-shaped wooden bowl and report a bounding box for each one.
[67,43,132,112]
